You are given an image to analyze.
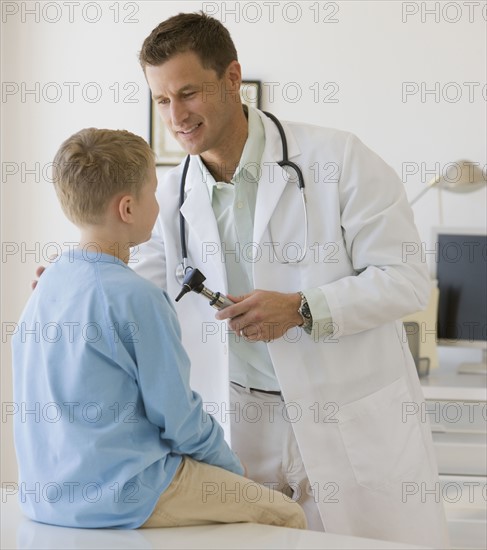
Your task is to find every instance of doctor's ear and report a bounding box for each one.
[224,60,242,93]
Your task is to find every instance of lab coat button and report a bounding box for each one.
[237,201,244,209]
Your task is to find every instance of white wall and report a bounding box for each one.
[2,0,486,483]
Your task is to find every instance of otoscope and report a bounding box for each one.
[175,268,233,310]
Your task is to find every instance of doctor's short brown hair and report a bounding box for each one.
[139,12,238,78]
[52,128,155,226]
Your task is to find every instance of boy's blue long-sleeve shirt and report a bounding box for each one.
[12,249,243,529]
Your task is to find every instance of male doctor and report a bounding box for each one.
[135,12,448,547]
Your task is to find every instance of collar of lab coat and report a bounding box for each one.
[256,107,301,164]
[253,109,302,247]
[178,109,302,277]
[179,107,301,193]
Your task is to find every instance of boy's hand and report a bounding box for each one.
[31,253,59,289]
[31,265,46,290]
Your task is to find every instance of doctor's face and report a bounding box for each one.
[145,51,242,160]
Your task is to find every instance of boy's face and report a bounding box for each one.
[145,51,241,161]
[133,165,159,245]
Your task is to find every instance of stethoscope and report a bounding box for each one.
[174,111,308,309]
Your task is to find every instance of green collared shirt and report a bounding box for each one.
[197,107,279,390]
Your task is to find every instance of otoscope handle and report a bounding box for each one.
[199,288,233,310]
[175,267,233,310]
[209,292,233,310]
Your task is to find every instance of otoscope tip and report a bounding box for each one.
[175,285,190,302]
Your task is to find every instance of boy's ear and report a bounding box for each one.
[118,195,134,223]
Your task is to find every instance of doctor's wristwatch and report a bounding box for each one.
[298,291,313,335]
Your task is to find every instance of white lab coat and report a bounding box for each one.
[134,110,449,548]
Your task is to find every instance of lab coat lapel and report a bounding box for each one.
[253,110,301,247]
[179,157,226,288]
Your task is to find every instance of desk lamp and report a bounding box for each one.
[410,160,486,206]
[409,160,486,376]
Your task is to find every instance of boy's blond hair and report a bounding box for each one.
[52,128,155,225]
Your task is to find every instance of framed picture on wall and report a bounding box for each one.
[240,80,261,109]
[149,80,262,166]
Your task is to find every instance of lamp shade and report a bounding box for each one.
[410,160,486,205]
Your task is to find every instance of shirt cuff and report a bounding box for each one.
[301,288,335,340]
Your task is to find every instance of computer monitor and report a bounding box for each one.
[431,227,487,374]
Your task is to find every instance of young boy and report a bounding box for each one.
[12,128,306,530]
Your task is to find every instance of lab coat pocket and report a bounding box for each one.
[337,377,423,491]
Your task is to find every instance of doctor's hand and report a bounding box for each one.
[215,290,303,342]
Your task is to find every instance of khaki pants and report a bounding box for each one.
[140,456,307,529]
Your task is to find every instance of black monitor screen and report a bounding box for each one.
[436,234,487,343]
